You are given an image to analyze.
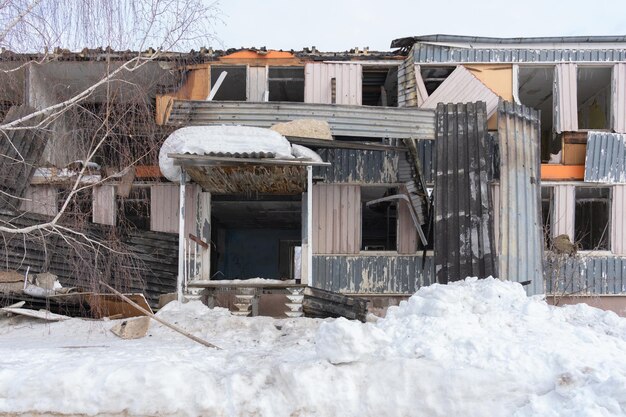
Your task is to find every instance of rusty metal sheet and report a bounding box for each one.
[434,102,497,284]
[584,131,626,183]
[497,100,544,295]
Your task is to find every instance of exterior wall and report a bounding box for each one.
[92,185,116,226]
[19,185,58,216]
[545,255,626,295]
[613,63,626,134]
[314,149,399,184]
[247,66,267,101]
[150,183,199,235]
[312,184,360,255]
[304,63,362,105]
[554,63,578,133]
[552,184,575,239]
[397,201,417,254]
[612,185,626,255]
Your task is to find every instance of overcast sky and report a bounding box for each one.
[213,0,626,51]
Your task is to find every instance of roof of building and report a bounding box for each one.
[391,34,626,48]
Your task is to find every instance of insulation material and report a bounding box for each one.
[247,66,267,102]
[304,63,362,105]
[612,185,626,255]
[270,119,333,140]
[554,63,578,133]
[552,185,575,240]
[312,184,360,255]
[19,185,58,216]
[92,185,116,226]
[613,63,626,134]
[434,102,496,284]
[421,66,500,118]
[584,131,626,183]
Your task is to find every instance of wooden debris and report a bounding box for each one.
[87,293,153,319]
[110,316,151,339]
[0,307,71,321]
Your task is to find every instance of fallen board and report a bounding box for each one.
[87,293,153,319]
[0,307,70,321]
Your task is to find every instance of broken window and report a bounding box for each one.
[541,186,554,244]
[362,66,398,106]
[574,187,610,251]
[268,67,304,102]
[420,66,456,95]
[577,67,612,130]
[361,186,397,251]
[118,187,150,230]
[518,66,555,162]
[210,65,247,101]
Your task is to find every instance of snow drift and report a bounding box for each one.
[0,277,625,416]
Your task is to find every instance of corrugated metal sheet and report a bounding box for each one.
[312,184,360,255]
[421,66,500,117]
[313,255,434,294]
[554,63,578,133]
[412,43,626,64]
[552,185,575,239]
[613,63,626,134]
[150,184,199,235]
[19,185,58,216]
[434,102,496,283]
[492,183,500,253]
[397,54,429,107]
[166,100,436,140]
[545,255,626,295]
[497,100,544,294]
[612,185,626,255]
[92,185,116,226]
[584,132,626,183]
[397,141,435,184]
[313,149,399,183]
[304,63,362,105]
[247,66,267,102]
[397,201,418,254]
[0,106,48,211]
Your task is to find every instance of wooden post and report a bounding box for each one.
[306,165,313,287]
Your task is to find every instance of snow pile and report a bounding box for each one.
[1,278,625,416]
[159,125,321,182]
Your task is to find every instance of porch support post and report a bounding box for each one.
[306,165,313,287]
[177,170,187,302]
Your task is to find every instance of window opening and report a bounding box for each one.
[268,67,304,102]
[210,66,247,101]
[574,187,610,251]
[577,67,612,130]
[518,66,555,162]
[362,66,398,106]
[361,186,397,251]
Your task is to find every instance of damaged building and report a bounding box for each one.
[1,35,626,317]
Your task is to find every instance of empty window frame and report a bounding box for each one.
[118,187,151,230]
[420,66,456,95]
[362,66,398,106]
[574,187,610,251]
[361,186,397,251]
[577,66,612,130]
[518,66,555,161]
[268,67,304,102]
[210,66,247,101]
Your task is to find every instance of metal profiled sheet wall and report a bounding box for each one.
[398,140,435,184]
[554,63,578,133]
[498,100,544,294]
[312,184,360,255]
[584,132,626,183]
[434,102,496,283]
[552,185,575,239]
[313,148,399,183]
[612,185,626,255]
[613,63,626,134]
[150,184,199,235]
[313,255,434,294]
[304,63,362,105]
[545,255,626,295]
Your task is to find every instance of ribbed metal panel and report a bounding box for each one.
[166,100,436,140]
[613,63,626,134]
[434,102,496,283]
[545,255,626,295]
[584,132,626,183]
[497,101,544,294]
[313,149,399,183]
[312,255,434,294]
[312,184,361,255]
[612,185,626,255]
[421,66,500,117]
[554,63,578,133]
[552,185,575,239]
[150,184,199,235]
[412,43,626,63]
[304,63,362,105]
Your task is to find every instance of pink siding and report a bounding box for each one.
[553,185,575,239]
[612,185,626,255]
[397,201,417,254]
[150,184,199,235]
[304,63,362,105]
[554,63,578,132]
[92,185,116,226]
[613,63,626,134]
[312,184,360,254]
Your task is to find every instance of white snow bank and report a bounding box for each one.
[159,126,320,182]
[291,143,323,162]
[1,278,625,417]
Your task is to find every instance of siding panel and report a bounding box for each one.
[553,185,575,239]
[304,63,362,105]
[92,185,116,226]
[19,185,58,216]
[554,63,578,133]
[612,185,626,255]
[247,66,268,102]
[613,63,626,134]
[312,184,360,254]
[584,131,626,183]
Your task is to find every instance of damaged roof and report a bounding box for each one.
[391,34,626,48]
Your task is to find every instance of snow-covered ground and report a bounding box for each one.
[1,277,625,416]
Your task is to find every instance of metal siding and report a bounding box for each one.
[150,184,198,235]
[421,66,500,118]
[304,63,362,105]
[613,63,626,133]
[313,149,399,183]
[434,102,496,283]
[492,183,500,254]
[312,184,360,255]
[412,43,626,64]
[92,185,116,226]
[554,63,578,133]
[247,66,267,102]
[584,132,626,183]
[19,185,58,216]
[312,255,435,294]
[612,185,626,255]
[167,101,436,140]
[545,255,626,295]
[497,101,544,294]
[552,185,575,239]
[397,201,418,254]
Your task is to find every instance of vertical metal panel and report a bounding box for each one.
[612,185,626,255]
[313,149,399,183]
[312,184,360,254]
[312,255,435,294]
[304,63,362,105]
[150,184,198,235]
[554,63,578,132]
[92,185,116,226]
[397,201,418,254]
[552,185,575,239]
[247,66,267,102]
[397,52,428,108]
[545,255,626,295]
[613,63,626,134]
[584,132,626,183]
[498,100,544,294]
[421,66,500,117]
[492,183,500,254]
[19,185,58,216]
[434,102,496,283]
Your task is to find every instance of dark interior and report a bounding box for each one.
[210,65,247,101]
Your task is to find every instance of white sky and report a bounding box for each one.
[214,0,626,51]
